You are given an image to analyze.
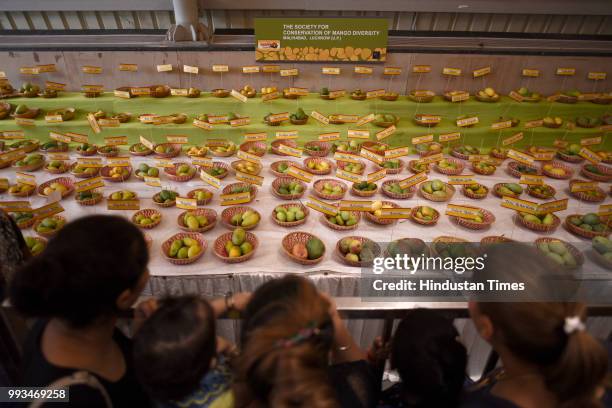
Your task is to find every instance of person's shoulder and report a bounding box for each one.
[461,370,518,408]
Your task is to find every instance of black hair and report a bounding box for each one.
[133,296,216,402]
[9,215,148,327]
[390,309,467,408]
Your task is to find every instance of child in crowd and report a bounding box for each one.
[464,243,610,408]
[133,293,250,408]
[377,309,467,408]
[235,275,376,408]
[10,215,151,407]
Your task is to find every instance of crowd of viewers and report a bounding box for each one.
[0,212,611,407]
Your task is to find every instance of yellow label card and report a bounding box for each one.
[176,197,198,210]
[556,67,575,76]
[262,91,279,101]
[385,146,410,159]
[598,204,612,217]
[170,88,188,96]
[37,64,56,73]
[242,65,260,73]
[446,204,482,220]
[0,201,31,212]
[328,90,346,99]
[360,149,384,165]
[220,191,251,206]
[16,172,36,186]
[199,169,221,189]
[500,196,539,215]
[367,169,386,183]
[1,130,25,139]
[131,87,150,96]
[447,175,476,185]
[275,130,298,140]
[166,135,188,144]
[310,111,330,125]
[384,67,402,75]
[183,65,199,74]
[348,129,370,139]
[49,132,71,143]
[107,199,140,211]
[280,68,298,76]
[472,66,491,77]
[45,81,65,90]
[412,65,431,73]
[139,135,154,150]
[356,113,375,127]
[524,119,544,129]
[307,196,338,216]
[502,132,524,146]
[287,87,308,96]
[318,132,340,142]
[244,132,267,142]
[278,144,303,157]
[366,89,385,99]
[81,65,102,74]
[532,151,555,161]
[457,116,479,127]
[87,113,101,134]
[508,149,535,165]
[439,132,461,142]
[286,166,313,183]
[31,201,64,219]
[262,65,280,73]
[376,125,396,141]
[48,153,69,161]
[268,112,290,122]
[588,72,606,80]
[570,181,598,192]
[74,176,104,193]
[98,119,120,127]
[77,157,103,168]
[416,152,444,165]
[212,64,229,72]
[157,64,173,72]
[106,157,131,167]
[334,152,361,164]
[443,67,462,76]
[193,119,213,130]
[114,90,131,99]
[508,91,524,102]
[519,174,544,185]
[144,176,161,187]
[522,68,540,77]
[491,120,513,130]
[231,89,248,102]
[581,136,601,146]
[15,118,35,126]
[538,199,568,214]
[354,66,373,74]
[451,93,470,102]
[322,67,341,75]
[191,157,212,167]
[119,63,138,71]
[237,150,261,164]
[579,147,601,164]
[412,134,434,145]
[378,208,412,219]
[399,172,427,189]
[417,115,441,124]
[339,200,373,212]
[336,169,362,183]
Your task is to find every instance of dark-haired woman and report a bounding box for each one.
[378,309,467,407]
[0,209,29,298]
[234,275,377,408]
[463,244,609,408]
[10,215,151,407]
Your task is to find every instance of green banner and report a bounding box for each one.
[255,18,388,62]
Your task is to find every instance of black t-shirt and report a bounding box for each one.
[330,360,378,408]
[20,320,151,408]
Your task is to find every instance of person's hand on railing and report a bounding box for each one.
[211,292,252,317]
[320,292,367,364]
[366,336,389,366]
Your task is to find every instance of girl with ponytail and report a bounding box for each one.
[234,275,377,408]
[463,243,609,408]
[10,215,152,407]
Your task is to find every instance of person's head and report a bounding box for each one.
[133,296,216,402]
[235,275,337,408]
[0,209,29,293]
[9,215,149,327]
[391,309,467,407]
[469,244,608,407]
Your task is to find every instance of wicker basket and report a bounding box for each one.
[472,162,496,175]
[14,215,36,229]
[556,94,578,104]
[408,91,435,103]
[231,160,263,176]
[451,208,495,230]
[132,209,162,229]
[515,213,560,233]
[416,143,443,157]
[153,143,180,158]
[542,161,574,179]
[493,183,523,199]
[101,165,132,182]
[490,149,508,160]
[271,139,298,156]
[164,162,196,182]
[161,232,207,265]
[462,184,489,200]
[213,231,258,263]
[410,206,440,226]
[565,215,610,239]
[9,185,36,197]
[534,237,584,269]
[365,201,400,225]
[303,158,333,175]
[222,183,257,203]
[76,145,97,157]
[527,185,557,200]
[208,144,236,157]
[304,141,331,157]
[431,236,474,258]
[451,147,479,160]
[9,140,39,153]
[12,108,40,119]
[313,179,347,200]
[375,159,404,175]
[152,192,176,207]
[69,162,100,178]
[443,92,469,102]
[408,160,432,174]
[321,209,361,231]
[351,183,378,197]
[507,161,541,178]
[480,236,516,247]
[362,141,389,152]
[350,93,367,101]
[336,160,366,175]
[177,209,217,233]
[434,158,464,175]
[419,182,455,202]
[271,177,306,200]
[282,231,325,265]
[270,160,299,177]
[381,180,415,199]
[97,146,119,157]
[290,117,308,125]
[239,141,267,157]
[12,158,46,172]
[76,191,103,206]
[581,164,612,182]
[37,177,74,199]
[475,93,500,103]
[25,236,47,255]
[556,151,584,163]
[187,188,213,205]
[383,238,431,258]
[272,203,310,227]
[221,206,260,230]
[335,236,381,267]
[129,143,153,156]
[41,143,70,154]
[212,89,230,98]
[380,93,399,101]
[33,215,66,238]
[201,162,230,179]
[568,181,605,202]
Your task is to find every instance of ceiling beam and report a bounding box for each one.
[1,0,173,12]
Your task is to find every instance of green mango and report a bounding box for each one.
[523,214,541,224]
[546,252,565,265]
[232,227,246,246]
[431,180,444,191]
[187,245,201,258]
[177,247,189,259]
[169,239,183,257]
[582,213,600,225]
[548,241,567,256]
[241,213,260,227]
[306,238,324,259]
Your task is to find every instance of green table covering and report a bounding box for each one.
[1,93,610,150]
